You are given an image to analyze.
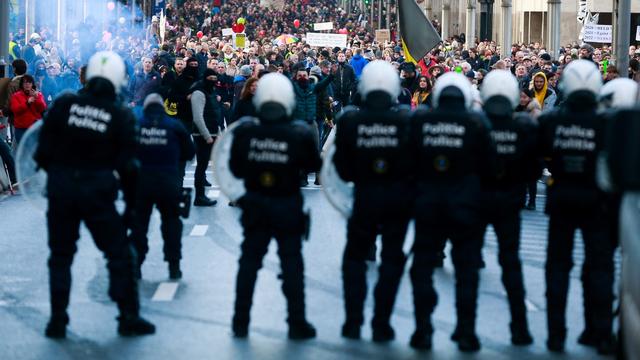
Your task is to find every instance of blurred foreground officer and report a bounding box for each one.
[538,60,615,354]
[333,61,413,342]
[34,51,155,338]
[229,74,321,339]
[129,94,195,280]
[409,72,495,352]
[479,70,540,345]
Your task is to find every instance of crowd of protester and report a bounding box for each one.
[1,0,639,190]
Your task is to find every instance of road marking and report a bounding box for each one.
[207,190,220,198]
[190,225,209,237]
[525,298,540,312]
[184,177,195,181]
[151,282,179,301]
[185,171,213,174]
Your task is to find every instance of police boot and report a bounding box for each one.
[194,195,217,207]
[510,321,533,345]
[288,320,317,340]
[451,325,481,352]
[546,328,566,353]
[409,324,433,351]
[596,334,617,355]
[117,314,156,336]
[372,323,395,343]
[577,329,598,347]
[232,316,249,338]
[508,297,533,345]
[341,259,367,339]
[168,261,182,280]
[371,260,405,343]
[45,312,69,339]
[117,301,155,336]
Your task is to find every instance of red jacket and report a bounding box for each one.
[9,90,46,129]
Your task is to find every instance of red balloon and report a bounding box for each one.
[196,31,204,39]
[259,30,266,37]
[293,19,301,28]
[338,28,348,34]
[232,24,245,33]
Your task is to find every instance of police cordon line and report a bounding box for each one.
[16,51,635,355]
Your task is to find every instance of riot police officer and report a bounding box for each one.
[333,61,413,342]
[408,72,495,352]
[34,51,155,338]
[479,70,540,345]
[129,93,195,280]
[228,73,321,339]
[538,60,615,354]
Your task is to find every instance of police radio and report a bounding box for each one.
[178,187,193,218]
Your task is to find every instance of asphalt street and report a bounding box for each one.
[0,163,618,359]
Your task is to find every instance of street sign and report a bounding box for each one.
[583,23,612,43]
[305,32,348,48]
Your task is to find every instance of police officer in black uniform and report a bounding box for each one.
[229,73,321,340]
[538,60,615,354]
[408,72,495,352]
[333,61,413,342]
[129,93,195,280]
[34,51,155,338]
[479,70,540,346]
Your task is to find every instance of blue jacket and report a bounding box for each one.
[349,54,368,79]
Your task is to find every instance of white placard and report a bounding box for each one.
[305,32,348,48]
[313,22,334,31]
[222,28,234,36]
[636,26,640,41]
[583,24,612,43]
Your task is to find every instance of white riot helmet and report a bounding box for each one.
[432,72,473,109]
[599,78,639,109]
[253,73,296,118]
[558,59,603,98]
[357,60,401,100]
[481,70,519,109]
[86,51,127,94]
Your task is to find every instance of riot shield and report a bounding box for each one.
[211,117,259,202]
[16,121,47,212]
[320,138,354,217]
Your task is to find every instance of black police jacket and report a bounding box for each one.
[137,105,196,173]
[34,87,137,175]
[538,100,605,210]
[410,106,496,182]
[484,112,542,188]
[333,106,413,185]
[229,120,321,196]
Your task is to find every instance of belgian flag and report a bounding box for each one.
[399,0,442,63]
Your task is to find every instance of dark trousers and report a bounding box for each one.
[0,139,16,184]
[193,136,213,197]
[480,187,528,327]
[410,180,484,335]
[233,193,307,326]
[545,210,614,341]
[342,184,411,328]
[129,172,183,265]
[14,127,27,148]
[46,169,139,321]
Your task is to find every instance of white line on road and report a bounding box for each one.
[190,225,209,237]
[151,282,179,301]
[185,170,213,174]
[207,190,220,198]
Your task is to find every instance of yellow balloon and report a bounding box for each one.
[237,17,246,25]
